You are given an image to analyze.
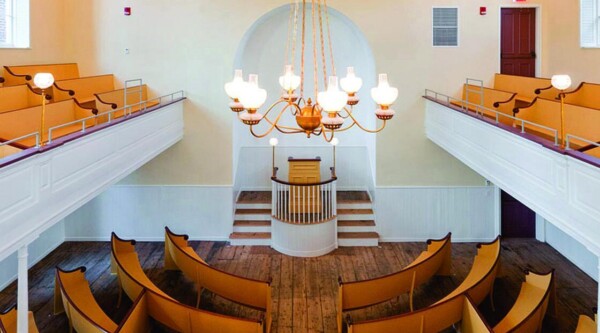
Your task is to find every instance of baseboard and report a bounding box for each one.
[0,238,64,291]
[64,236,230,242]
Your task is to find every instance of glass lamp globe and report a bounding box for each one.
[551,75,572,91]
[317,76,348,112]
[239,74,267,110]
[279,65,301,92]
[330,137,339,146]
[340,67,363,105]
[269,137,279,146]
[33,73,54,89]
[371,74,398,120]
[225,69,246,112]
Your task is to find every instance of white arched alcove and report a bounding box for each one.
[232,4,377,194]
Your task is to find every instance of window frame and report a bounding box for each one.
[432,6,460,48]
[0,0,30,49]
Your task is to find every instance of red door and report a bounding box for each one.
[501,8,536,77]
[501,191,536,238]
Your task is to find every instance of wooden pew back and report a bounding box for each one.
[575,314,597,333]
[515,98,600,147]
[54,75,115,103]
[95,85,158,122]
[564,83,600,110]
[0,99,94,148]
[435,236,501,306]
[164,228,272,312]
[493,270,554,333]
[0,84,46,113]
[0,306,39,333]
[494,74,558,101]
[114,292,150,333]
[4,63,79,87]
[347,295,492,333]
[458,84,517,126]
[54,267,118,333]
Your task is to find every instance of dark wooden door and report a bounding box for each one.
[501,191,535,238]
[501,8,536,77]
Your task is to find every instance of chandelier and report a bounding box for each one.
[224,0,398,142]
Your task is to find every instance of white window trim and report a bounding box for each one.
[581,0,600,48]
[432,6,460,48]
[0,0,29,49]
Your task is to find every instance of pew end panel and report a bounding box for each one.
[115,291,151,333]
[164,227,191,271]
[0,305,39,333]
[575,311,598,333]
[461,295,493,333]
[564,82,600,110]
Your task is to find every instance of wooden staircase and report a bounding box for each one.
[229,191,379,247]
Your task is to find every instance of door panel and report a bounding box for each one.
[501,8,536,77]
[501,191,535,238]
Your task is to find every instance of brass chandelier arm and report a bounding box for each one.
[319,125,335,142]
[345,109,388,133]
[332,121,356,132]
[248,105,291,138]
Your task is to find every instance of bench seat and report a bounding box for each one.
[0,84,49,113]
[3,63,79,87]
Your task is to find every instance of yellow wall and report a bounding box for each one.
[0,0,67,67]
[4,0,598,186]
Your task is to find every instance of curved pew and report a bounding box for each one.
[94,85,159,123]
[54,266,119,333]
[164,227,273,332]
[575,312,597,333]
[493,270,554,333]
[111,232,264,333]
[3,63,79,87]
[347,294,492,333]
[0,99,96,148]
[54,74,115,105]
[563,82,600,110]
[435,236,501,307]
[337,233,452,332]
[514,98,600,149]
[0,84,51,113]
[0,305,39,333]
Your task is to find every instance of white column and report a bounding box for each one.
[597,260,600,333]
[17,245,29,333]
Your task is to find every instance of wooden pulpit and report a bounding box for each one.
[288,157,322,214]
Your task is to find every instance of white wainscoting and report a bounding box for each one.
[271,218,337,257]
[64,185,233,241]
[375,186,496,242]
[0,220,65,290]
[426,100,600,256]
[0,101,184,262]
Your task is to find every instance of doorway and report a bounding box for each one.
[500,8,537,77]
[501,190,536,238]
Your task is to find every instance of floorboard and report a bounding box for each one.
[0,239,595,332]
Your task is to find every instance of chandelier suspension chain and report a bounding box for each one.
[291,0,300,71]
[284,2,294,69]
[323,0,335,76]
[300,0,307,99]
[311,0,319,98]
[317,0,328,85]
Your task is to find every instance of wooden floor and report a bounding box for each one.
[0,239,596,332]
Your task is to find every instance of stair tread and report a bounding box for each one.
[237,191,371,203]
[233,220,271,226]
[235,208,271,214]
[237,191,271,203]
[229,232,271,239]
[338,232,379,239]
[338,220,376,226]
[337,209,374,214]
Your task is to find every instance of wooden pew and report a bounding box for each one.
[493,73,560,104]
[493,270,554,333]
[164,227,273,332]
[452,84,517,126]
[515,98,600,149]
[0,99,96,149]
[346,294,492,333]
[0,84,51,113]
[54,74,115,105]
[575,312,597,333]
[337,233,452,332]
[563,82,600,110]
[0,305,39,333]
[94,85,159,122]
[111,232,265,333]
[54,266,119,333]
[114,291,150,333]
[435,236,501,307]
[3,63,80,87]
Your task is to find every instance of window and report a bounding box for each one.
[0,0,29,48]
[432,7,459,47]
[581,0,600,48]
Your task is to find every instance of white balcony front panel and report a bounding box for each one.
[425,99,600,256]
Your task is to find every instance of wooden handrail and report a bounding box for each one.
[3,66,31,81]
[271,167,336,186]
[73,98,98,115]
[493,93,517,108]
[94,92,118,109]
[53,82,75,96]
[563,82,586,97]
[513,97,539,115]
[0,77,4,83]
[577,140,600,153]
[25,83,52,100]
[534,84,554,95]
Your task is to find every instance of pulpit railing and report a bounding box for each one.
[271,167,337,224]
